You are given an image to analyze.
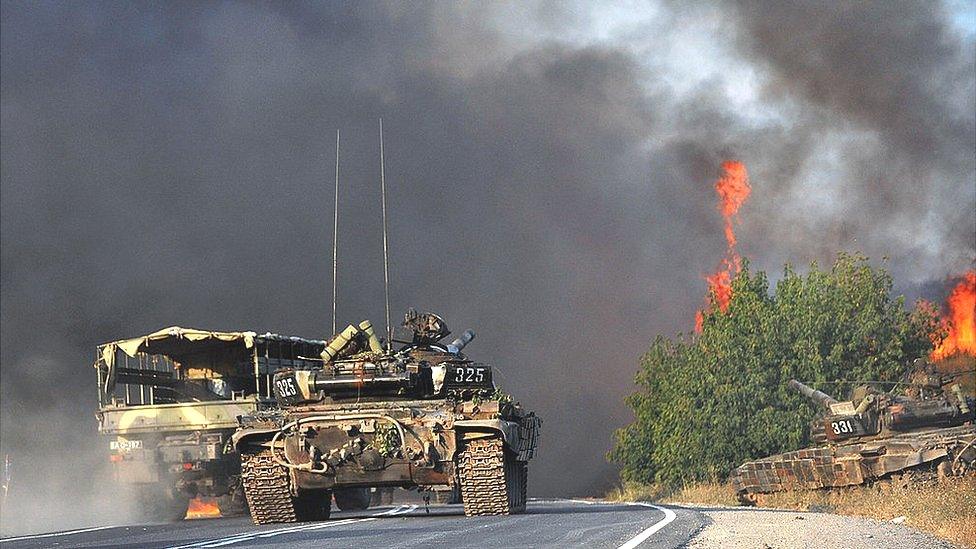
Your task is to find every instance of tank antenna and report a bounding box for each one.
[379,118,393,350]
[331,129,340,335]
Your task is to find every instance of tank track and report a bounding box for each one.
[515,461,529,513]
[240,448,330,524]
[458,437,526,516]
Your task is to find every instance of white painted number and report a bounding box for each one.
[453,367,486,383]
[276,377,298,398]
[831,419,854,435]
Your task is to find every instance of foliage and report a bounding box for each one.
[609,252,939,485]
[471,388,513,406]
[489,388,514,405]
[370,422,401,458]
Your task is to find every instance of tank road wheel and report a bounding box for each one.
[295,490,332,521]
[370,487,394,506]
[240,448,331,524]
[736,491,767,506]
[333,487,372,511]
[457,437,526,516]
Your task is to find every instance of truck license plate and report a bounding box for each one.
[110,439,143,451]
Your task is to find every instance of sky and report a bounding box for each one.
[1,0,974,534]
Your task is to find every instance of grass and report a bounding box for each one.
[605,479,739,507]
[606,476,976,548]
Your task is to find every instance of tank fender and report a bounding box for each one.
[454,419,520,448]
[231,427,279,452]
[903,447,948,468]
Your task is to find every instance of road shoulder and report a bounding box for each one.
[680,504,956,549]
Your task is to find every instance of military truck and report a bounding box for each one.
[94,327,327,520]
[731,365,975,504]
[232,310,542,524]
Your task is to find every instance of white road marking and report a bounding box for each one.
[0,525,118,542]
[167,504,417,548]
[190,519,363,548]
[617,502,677,549]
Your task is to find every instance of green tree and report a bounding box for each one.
[609,253,940,485]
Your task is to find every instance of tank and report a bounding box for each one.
[731,364,976,504]
[231,310,542,524]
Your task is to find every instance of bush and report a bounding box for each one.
[608,252,939,485]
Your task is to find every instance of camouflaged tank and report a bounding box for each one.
[731,365,976,504]
[231,310,541,524]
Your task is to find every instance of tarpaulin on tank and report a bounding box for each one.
[98,327,258,371]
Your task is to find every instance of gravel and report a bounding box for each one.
[683,505,956,549]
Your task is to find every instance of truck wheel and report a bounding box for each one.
[457,437,526,516]
[217,484,249,517]
[240,448,331,524]
[333,487,372,511]
[137,484,190,522]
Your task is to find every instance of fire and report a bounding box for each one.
[185,496,221,519]
[931,271,976,360]
[714,160,751,251]
[696,161,751,332]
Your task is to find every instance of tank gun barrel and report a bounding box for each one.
[447,330,475,354]
[788,379,838,409]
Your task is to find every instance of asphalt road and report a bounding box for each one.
[0,500,705,549]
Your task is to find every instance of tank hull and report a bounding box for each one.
[731,424,976,502]
[234,399,540,523]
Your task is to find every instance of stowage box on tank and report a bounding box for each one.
[731,364,975,504]
[232,310,541,524]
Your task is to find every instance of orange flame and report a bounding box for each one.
[696,161,751,332]
[715,160,751,250]
[931,271,976,360]
[186,497,221,519]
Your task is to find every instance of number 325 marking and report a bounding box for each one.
[276,378,298,397]
[454,367,485,383]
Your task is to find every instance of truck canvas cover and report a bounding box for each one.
[96,326,327,398]
[100,327,259,370]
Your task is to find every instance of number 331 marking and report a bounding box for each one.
[831,419,854,434]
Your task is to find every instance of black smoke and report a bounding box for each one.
[717,0,976,281]
[1,1,972,534]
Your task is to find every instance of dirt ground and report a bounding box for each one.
[685,505,957,549]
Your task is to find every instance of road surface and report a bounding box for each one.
[0,499,949,549]
[0,500,700,549]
